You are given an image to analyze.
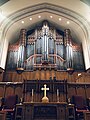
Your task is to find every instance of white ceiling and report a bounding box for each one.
[0,0,90,44]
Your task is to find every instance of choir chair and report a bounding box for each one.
[72,95,89,120]
[1,95,18,120]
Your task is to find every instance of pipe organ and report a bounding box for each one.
[6,21,85,71]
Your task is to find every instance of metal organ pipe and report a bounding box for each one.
[64,29,73,68]
[42,23,49,62]
[17,29,26,68]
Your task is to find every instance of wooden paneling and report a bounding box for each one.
[46,70,50,80]
[76,86,86,98]
[85,76,90,83]
[60,72,66,80]
[52,93,57,102]
[0,83,23,99]
[60,94,66,102]
[25,92,31,102]
[0,111,6,120]
[34,70,40,80]
[68,86,76,98]
[86,87,90,98]
[84,111,90,120]
[5,87,14,97]
[0,73,3,82]
[0,87,4,98]
[15,87,22,98]
[51,70,55,79]
[1,80,90,105]
[40,70,45,80]
[3,71,90,83]
[23,80,67,102]
[56,71,60,80]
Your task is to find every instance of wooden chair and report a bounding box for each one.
[72,95,89,120]
[1,95,18,120]
[0,111,6,120]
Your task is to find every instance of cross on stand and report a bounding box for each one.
[41,84,49,102]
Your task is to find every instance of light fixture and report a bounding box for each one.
[30,18,32,20]
[59,18,62,21]
[67,21,70,24]
[21,21,24,24]
[38,15,41,18]
[0,9,6,21]
[78,73,81,76]
[50,16,53,18]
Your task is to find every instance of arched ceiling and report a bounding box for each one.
[0,0,90,45]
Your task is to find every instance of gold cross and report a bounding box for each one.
[41,84,49,97]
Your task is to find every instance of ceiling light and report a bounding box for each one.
[59,18,62,21]
[21,21,24,24]
[30,18,32,20]
[0,9,6,21]
[50,16,53,18]
[38,15,41,18]
[67,21,70,24]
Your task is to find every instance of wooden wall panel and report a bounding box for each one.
[14,73,19,82]
[0,73,3,82]
[76,76,85,83]
[0,82,90,104]
[11,72,16,82]
[40,70,45,80]
[56,71,60,80]
[4,72,11,81]
[31,71,34,80]
[18,74,22,82]
[15,87,22,98]
[86,87,90,98]
[5,87,14,97]
[25,92,31,102]
[0,87,4,98]
[85,76,90,83]
[28,72,32,80]
[44,70,46,80]
[59,94,66,102]
[47,93,53,102]
[76,87,86,98]
[4,71,90,82]
[22,72,27,81]
[68,87,76,98]
[51,70,55,79]
[60,72,66,80]
[25,72,30,80]
[34,70,40,80]
[35,93,41,102]
[3,71,90,82]
[52,93,57,102]
[32,71,36,80]
[46,70,50,80]
[56,72,67,80]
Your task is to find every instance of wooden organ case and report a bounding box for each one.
[6,20,85,74]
